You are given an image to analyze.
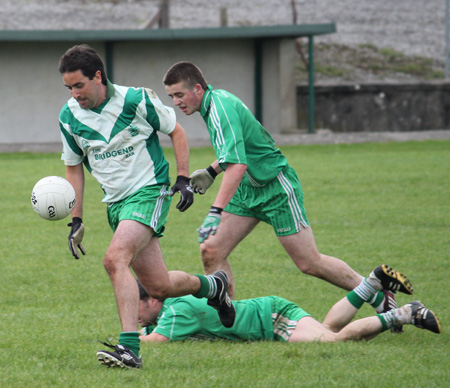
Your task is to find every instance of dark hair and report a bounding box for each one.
[163,61,208,90]
[58,44,107,85]
[136,278,150,301]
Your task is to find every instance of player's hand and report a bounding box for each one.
[198,206,222,243]
[189,166,217,194]
[170,175,194,212]
[67,217,86,259]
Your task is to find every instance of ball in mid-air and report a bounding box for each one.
[31,176,76,221]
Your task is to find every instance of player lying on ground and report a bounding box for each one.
[135,265,440,343]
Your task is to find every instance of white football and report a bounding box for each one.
[31,176,76,221]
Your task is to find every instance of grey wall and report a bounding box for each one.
[1,38,298,152]
[113,39,255,140]
[262,39,297,134]
[297,83,450,132]
[0,42,73,145]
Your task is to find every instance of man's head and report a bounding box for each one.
[163,62,207,115]
[137,279,164,328]
[58,45,107,109]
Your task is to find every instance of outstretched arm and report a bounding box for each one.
[168,123,194,212]
[197,162,247,243]
[66,163,84,219]
[168,123,190,177]
[65,164,86,259]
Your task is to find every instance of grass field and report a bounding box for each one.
[0,140,448,387]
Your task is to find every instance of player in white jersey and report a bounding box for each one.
[57,45,236,369]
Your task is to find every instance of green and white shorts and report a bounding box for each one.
[269,296,310,342]
[225,165,309,236]
[107,184,172,237]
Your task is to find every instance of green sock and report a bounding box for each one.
[346,290,365,309]
[119,332,140,357]
[369,291,385,313]
[193,274,216,299]
[376,313,390,332]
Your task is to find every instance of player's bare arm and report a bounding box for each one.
[197,163,247,243]
[65,163,86,259]
[168,123,194,212]
[168,123,190,177]
[209,160,222,175]
[65,164,85,218]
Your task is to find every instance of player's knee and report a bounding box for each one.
[200,240,220,262]
[103,254,118,276]
[200,239,230,273]
[103,252,129,277]
[294,258,320,276]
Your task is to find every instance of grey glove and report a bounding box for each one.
[189,166,217,194]
[67,217,86,259]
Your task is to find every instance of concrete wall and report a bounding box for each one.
[262,39,297,133]
[297,82,450,132]
[0,42,73,145]
[0,38,295,151]
[113,39,255,140]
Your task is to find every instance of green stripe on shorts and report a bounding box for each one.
[107,184,172,237]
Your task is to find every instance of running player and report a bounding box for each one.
[58,46,235,369]
[162,62,407,327]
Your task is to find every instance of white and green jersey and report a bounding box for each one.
[59,81,176,203]
[200,85,288,187]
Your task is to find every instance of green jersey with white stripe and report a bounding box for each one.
[200,85,287,187]
[59,81,176,203]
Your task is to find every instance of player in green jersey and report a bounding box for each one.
[58,46,235,369]
[162,62,405,316]
[136,264,440,343]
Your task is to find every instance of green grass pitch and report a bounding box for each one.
[0,140,448,387]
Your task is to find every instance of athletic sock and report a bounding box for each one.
[347,278,378,308]
[193,274,217,299]
[369,291,385,313]
[376,313,389,332]
[119,331,140,357]
[377,305,412,331]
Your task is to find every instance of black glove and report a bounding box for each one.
[68,217,86,259]
[169,175,194,212]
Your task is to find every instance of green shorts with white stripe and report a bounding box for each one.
[107,184,172,237]
[269,296,311,342]
[225,164,309,236]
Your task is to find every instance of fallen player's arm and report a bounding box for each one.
[140,332,170,342]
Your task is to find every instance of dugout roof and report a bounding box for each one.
[0,24,335,41]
